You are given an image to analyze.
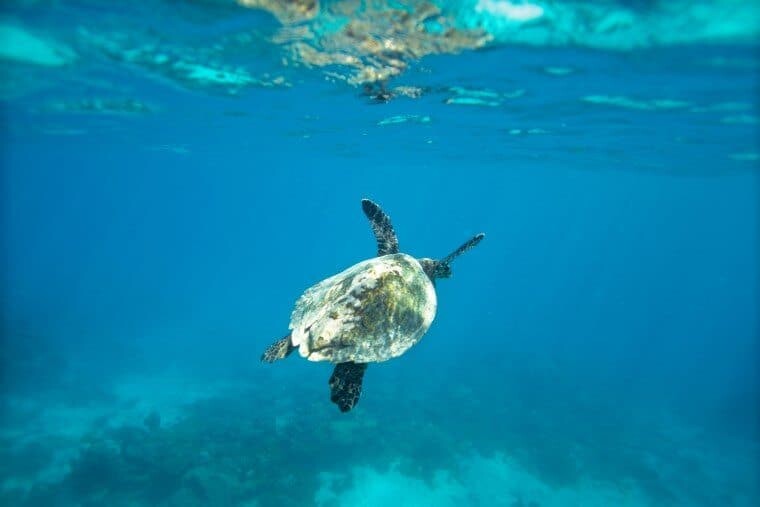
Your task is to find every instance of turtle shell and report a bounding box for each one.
[289,253,437,363]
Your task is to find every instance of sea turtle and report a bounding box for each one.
[261,199,484,412]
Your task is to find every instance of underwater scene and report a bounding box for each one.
[1,0,759,506]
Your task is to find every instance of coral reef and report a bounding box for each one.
[2,369,756,506]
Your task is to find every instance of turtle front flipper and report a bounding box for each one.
[261,334,295,363]
[362,199,399,256]
[329,362,368,412]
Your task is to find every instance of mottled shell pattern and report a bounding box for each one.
[289,253,437,364]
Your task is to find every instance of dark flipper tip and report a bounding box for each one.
[361,198,378,215]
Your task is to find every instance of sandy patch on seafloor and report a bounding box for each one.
[315,453,651,507]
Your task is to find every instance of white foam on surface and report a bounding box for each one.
[0,23,76,66]
[448,0,760,49]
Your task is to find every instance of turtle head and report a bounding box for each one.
[419,233,485,282]
[418,258,451,280]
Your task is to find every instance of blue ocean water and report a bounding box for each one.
[1,1,758,505]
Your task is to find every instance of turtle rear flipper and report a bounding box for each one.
[261,334,295,363]
[329,362,368,412]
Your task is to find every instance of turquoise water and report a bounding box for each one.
[1,1,758,506]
